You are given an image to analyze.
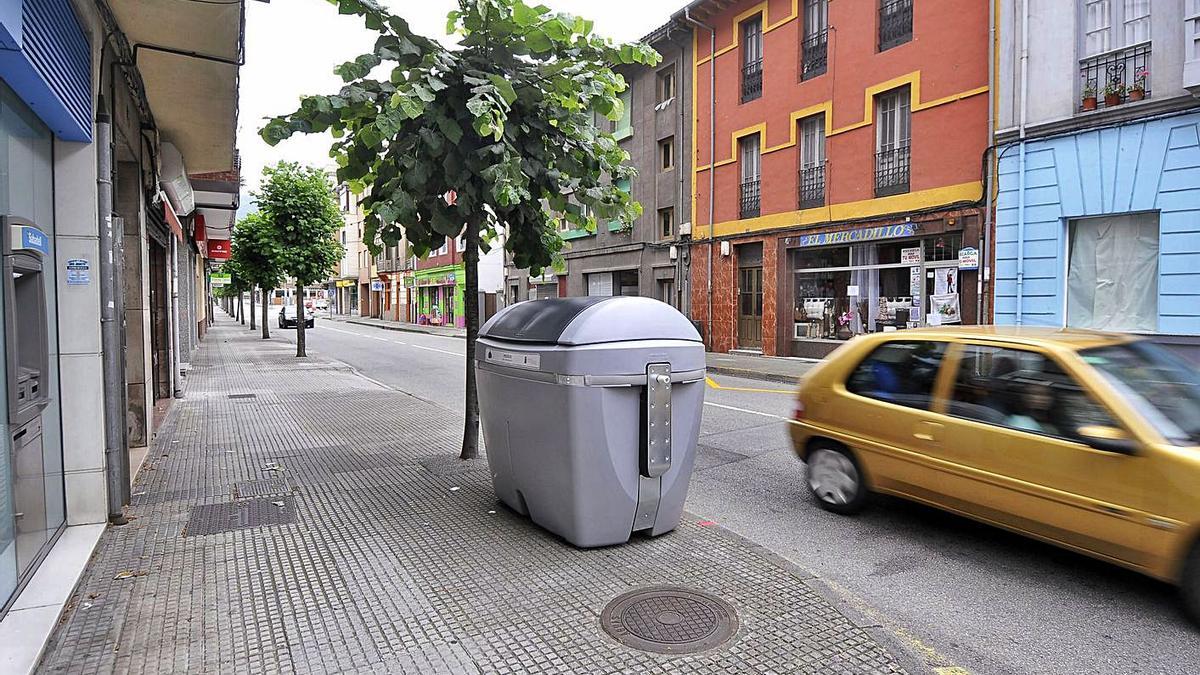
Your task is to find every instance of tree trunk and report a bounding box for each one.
[261,287,271,339]
[460,223,481,460]
[238,291,245,325]
[295,289,307,357]
[249,286,257,330]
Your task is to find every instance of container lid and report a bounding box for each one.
[479,296,702,346]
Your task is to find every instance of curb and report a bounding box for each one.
[339,318,467,340]
[705,365,804,385]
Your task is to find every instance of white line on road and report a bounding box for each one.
[703,401,797,425]
[409,344,464,357]
[317,324,463,356]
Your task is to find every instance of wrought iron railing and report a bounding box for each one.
[878,0,913,51]
[1079,42,1151,112]
[740,179,761,219]
[801,29,828,81]
[742,59,763,102]
[875,146,910,197]
[798,165,825,208]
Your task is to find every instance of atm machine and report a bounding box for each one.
[2,215,51,577]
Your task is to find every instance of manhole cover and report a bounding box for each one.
[600,586,738,654]
[183,496,297,536]
[234,478,290,498]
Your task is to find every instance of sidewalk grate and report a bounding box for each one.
[234,478,290,499]
[600,586,739,655]
[183,496,297,536]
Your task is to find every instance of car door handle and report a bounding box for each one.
[913,421,944,442]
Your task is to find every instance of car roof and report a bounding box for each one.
[863,325,1137,351]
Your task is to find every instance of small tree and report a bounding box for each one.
[254,161,344,358]
[262,0,657,458]
[230,211,285,339]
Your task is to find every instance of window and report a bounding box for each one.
[608,178,632,231]
[659,279,676,307]
[739,134,761,219]
[615,87,632,139]
[659,137,674,171]
[658,207,674,239]
[587,272,613,296]
[741,16,763,102]
[617,269,639,296]
[1191,0,1200,60]
[879,0,913,51]
[801,0,829,80]
[1083,0,1150,56]
[1067,213,1159,332]
[875,87,911,196]
[798,115,825,208]
[846,341,947,410]
[948,344,1119,444]
[656,67,676,105]
[1082,341,1200,446]
[1079,1,1151,111]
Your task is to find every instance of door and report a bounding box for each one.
[738,267,763,349]
[148,243,170,401]
[935,342,1154,567]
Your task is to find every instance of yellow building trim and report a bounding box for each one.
[695,0,799,66]
[695,72,988,171]
[693,181,983,239]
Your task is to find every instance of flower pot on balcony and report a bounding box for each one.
[1104,93,1122,107]
[1081,96,1098,111]
[1128,88,1145,101]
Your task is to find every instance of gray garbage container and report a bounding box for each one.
[475,296,705,547]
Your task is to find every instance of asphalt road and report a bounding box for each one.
[273,316,1200,675]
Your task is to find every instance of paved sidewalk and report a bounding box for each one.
[705,351,818,384]
[38,317,909,674]
[327,313,467,339]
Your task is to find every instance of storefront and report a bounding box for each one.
[781,214,982,357]
[415,264,464,327]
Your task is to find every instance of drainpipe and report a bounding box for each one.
[677,32,688,313]
[97,106,129,524]
[979,0,996,325]
[682,7,716,349]
[1016,0,1029,324]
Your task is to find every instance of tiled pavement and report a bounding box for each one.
[36,318,909,674]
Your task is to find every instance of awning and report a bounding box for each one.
[107,0,242,174]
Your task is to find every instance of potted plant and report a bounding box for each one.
[836,310,854,340]
[1103,79,1125,107]
[1129,67,1148,101]
[1081,79,1098,111]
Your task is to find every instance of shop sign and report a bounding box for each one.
[900,247,922,265]
[370,280,384,291]
[14,224,51,256]
[207,239,231,260]
[66,258,90,286]
[335,279,355,288]
[211,272,232,287]
[417,273,456,287]
[958,246,980,270]
[403,274,415,288]
[797,223,916,247]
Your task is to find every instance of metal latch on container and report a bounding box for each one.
[644,363,672,478]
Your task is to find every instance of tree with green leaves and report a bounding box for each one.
[261,0,659,458]
[230,211,285,340]
[254,161,344,358]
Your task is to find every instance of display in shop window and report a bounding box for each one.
[929,293,961,324]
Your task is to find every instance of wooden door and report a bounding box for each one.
[738,266,763,349]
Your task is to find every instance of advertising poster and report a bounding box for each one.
[930,293,961,324]
[900,247,922,265]
[935,268,958,295]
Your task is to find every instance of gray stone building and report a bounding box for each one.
[505,20,693,313]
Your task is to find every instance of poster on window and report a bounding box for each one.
[900,247,922,265]
[929,293,961,324]
[934,268,958,295]
[909,266,922,297]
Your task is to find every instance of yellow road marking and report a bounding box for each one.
[705,376,794,395]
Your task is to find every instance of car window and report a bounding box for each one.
[947,344,1118,443]
[845,340,947,410]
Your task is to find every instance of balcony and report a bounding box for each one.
[740,179,761,219]
[874,146,910,197]
[741,59,763,103]
[1079,42,1151,112]
[798,165,825,209]
[878,0,913,52]
[800,29,828,81]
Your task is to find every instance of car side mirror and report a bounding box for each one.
[1076,425,1139,455]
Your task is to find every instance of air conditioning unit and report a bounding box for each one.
[678,220,692,236]
[160,142,194,216]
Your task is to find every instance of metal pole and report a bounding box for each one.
[97,109,129,524]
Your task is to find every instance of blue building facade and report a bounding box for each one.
[995,112,1200,355]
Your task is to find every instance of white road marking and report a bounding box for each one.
[703,401,798,425]
[317,324,462,356]
[409,344,464,357]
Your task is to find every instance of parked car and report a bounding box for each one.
[788,326,1200,621]
[278,304,314,329]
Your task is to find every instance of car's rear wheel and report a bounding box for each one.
[1182,542,1200,625]
[806,443,868,515]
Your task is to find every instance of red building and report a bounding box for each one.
[680,0,989,356]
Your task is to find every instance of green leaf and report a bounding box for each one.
[436,115,464,144]
[487,74,517,106]
[512,2,538,27]
[526,30,553,53]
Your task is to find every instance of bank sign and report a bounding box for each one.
[796,223,916,247]
[14,224,51,256]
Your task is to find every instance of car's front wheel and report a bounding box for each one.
[806,443,868,515]
[1182,543,1200,625]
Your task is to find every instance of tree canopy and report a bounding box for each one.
[230,211,285,293]
[260,0,660,274]
[254,161,345,288]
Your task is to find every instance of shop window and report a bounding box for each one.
[656,67,676,105]
[659,137,674,171]
[846,340,947,410]
[879,0,913,52]
[1067,213,1159,332]
[798,115,825,208]
[741,15,764,102]
[658,207,674,240]
[801,0,829,80]
[875,87,911,197]
[923,234,961,261]
[739,135,761,219]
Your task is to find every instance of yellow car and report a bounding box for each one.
[788,327,1200,621]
